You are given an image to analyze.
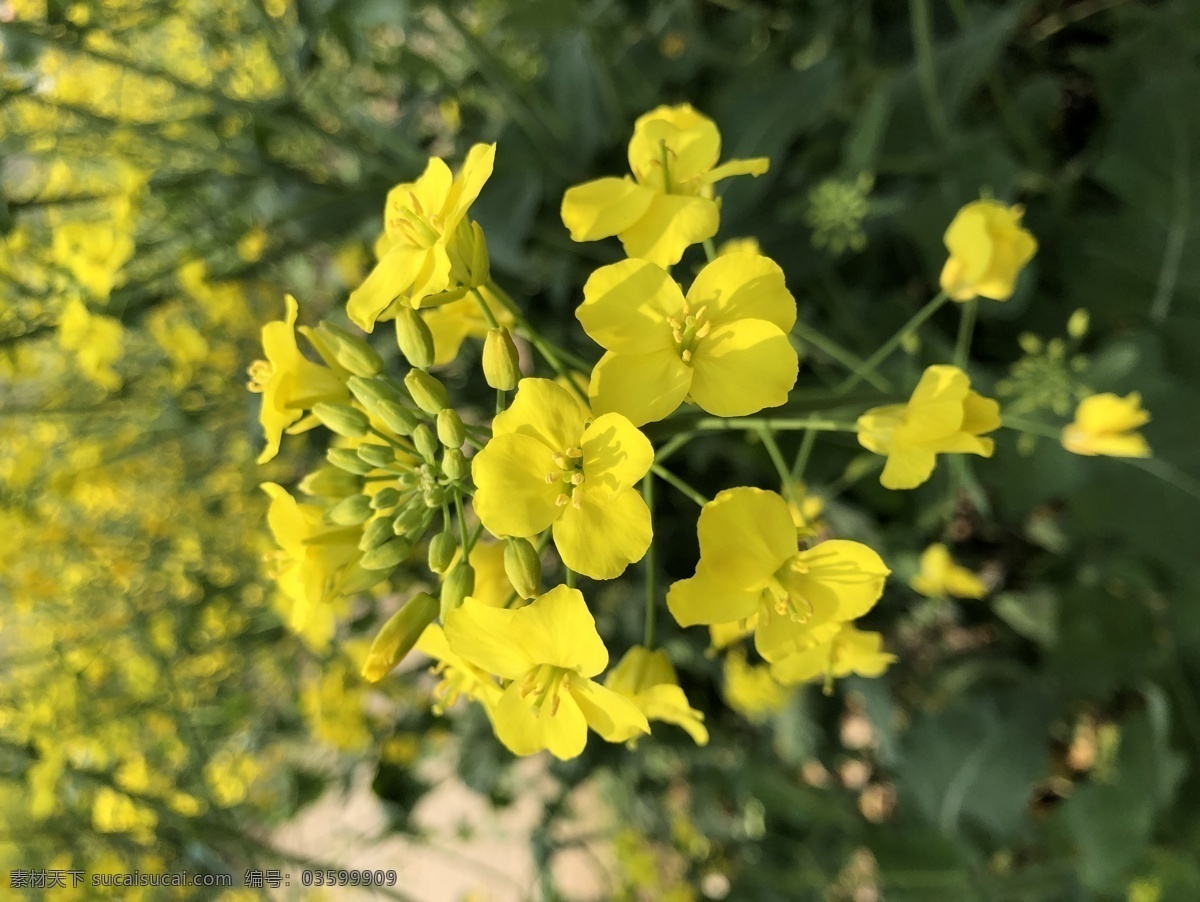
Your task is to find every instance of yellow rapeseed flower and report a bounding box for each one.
[722,648,790,722]
[348,143,495,330]
[471,378,653,579]
[910,543,987,599]
[415,623,503,716]
[857,364,1000,490]
[940,200,1037,302]
[444,586,649,759]
[667,488,889,662]
[769,623,895,686]
[605,646,708,745]
[1061,392,1151,458]
[576,253,797,425]
[57,296,124,390]
[561,104,768,267]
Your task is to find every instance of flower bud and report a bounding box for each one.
[393,502,433,537]
[1067,308,1089,339]
[504,537,541,600]
[376,400,420,437]
[405,369,449,414]
[361,592,439,682]
[360,536,412,570]
[359,516,396,552]
[482,327,520,391]
[442,448,467,482]
[428,530,457,574]
[326,493,372,526]
[436,409,466,449]
[347,374,404,414]
[395,306,435,370]
[356,442,395,469]
[299,465,359,498]
[317,321,383,377]
[440,563,475,619]
[413,424,439,462]
[327,447,374,475]
[469,221,490,287]
[371,486,402,510]
[422,484,446,508]
[312,402,369,438]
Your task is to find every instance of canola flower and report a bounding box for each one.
[910,543,987,600]
[1061,392,1152,458]
[769,623,896,686]
[605,647,709,746]
[940,199,1038,302]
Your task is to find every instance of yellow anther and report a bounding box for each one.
[681,349,692,363]
[565,446,583,459]
[569,472,585,486]
[555,493,570,507]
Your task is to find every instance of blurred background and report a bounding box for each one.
[1,0,1199,899]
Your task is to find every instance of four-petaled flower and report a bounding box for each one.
[605,646,708,746]
[576,253,798,426]
[471,378,654,579]
[1061,392,1151,458]
[561,104,768,267]
[769,623,896,686]
[940,199,1038,302]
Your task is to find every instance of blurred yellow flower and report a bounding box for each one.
[910,543,987,599]
[1062,392,1151,458]
[52,219,135,300]
[857,364,1000,490]
[576,253,797,425]
[605,646,708,745]
[444,586,649,759]
[57,296,124,390]
[416,623,503,715]
[667,488,889,662]
[940,200,1037,302]
[561,104,768,266]
[723,648,789,722]
[471,378,653,580]
[769,623,895,686]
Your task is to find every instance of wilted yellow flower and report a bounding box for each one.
[910,543,986,599]
[723,648,789,722]
[605,646,708,745]
[561,104,768,267]
[348,143,495,330]
[1062,392,1151,458]
[471,378,653,580]
[576,254,797,425]
[857,364,1000,490]
[444,586,649,759]
[769,623,895,686]
[939,200,1037,302]
[58,296,124,390]
[667,488,889,662]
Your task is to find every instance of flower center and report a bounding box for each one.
[764,557,814,622]
[246,360,272,392]
[518,664,571,717]
[430,661,476,715]
[666,299,711,364]
[388,192,443,248]
[544,446,585,509]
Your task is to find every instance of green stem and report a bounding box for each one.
[660,139,674,194]
[1001,415,1060,441]
[454,492,471,557]
[470,287,501,329]
[837,291,949,393]
[487,280,589,405]
[642,473,657,649]
[702,237,717,262]
[565,567,576,589]
[654,431,695,465]
[695,416,858,432]
[791,428,819,482]
[954,298,978,369]
[756,424,796,502]
[1123,457,1200,504]
[792,320,893,391]
[650,463,709,507]
[910,0,951,143]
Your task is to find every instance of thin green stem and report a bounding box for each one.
[954,299,978,369]
[650,463,709,507]
[496,389,506,415]
[695,416,858,432]
[1001,415,1060,441]
[470,287,500,329]
[791,428,819,482]
[756,425,796,502]
[837,291,949,393]
[642,473,657,650]
[454,492,471,557]
[792,320,893,391]
[654,431,695,465]
[487,280,589,405]
[909,0,951,143]
[1123,457,1200,504]
[660,139,674,194]
[565,567,577,589]
[702,237,717,262]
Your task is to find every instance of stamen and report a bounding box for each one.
[555,494,570,507]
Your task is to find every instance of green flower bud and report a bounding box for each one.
[371,486,403,510]
[376,400,420,437]
[422,484,446,508]
[413,424,439,462]
[482,327,520,391]
[327,447,374,475]
[395,306,435,370]
[393,501,433,537]
[359,516,396,552]
[326,493,373,526]
[436,409,466,449]
[317,321,384,377]
[312,402,370,438]
[405,369,449,414]
[361,592,439,682]
[428,530,457,575]
[1067,308,1090,339]
[504,537,541,600]
[469,221,491,287]
[440,563,475,619]
[360,536,412,570]
[442,448,468,482]
[299,465,359,498]
[356,442,395,469]
[347,374,405,414]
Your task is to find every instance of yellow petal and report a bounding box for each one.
[630,684,708,745]
[471,433,562,537]
[581,412,654,496]
[510,585,609,676]
[553,487,651,580]
[577,258,681,354]
[689,320,798,418]
[686,252,796,333]
[618,194,719,267]
[589,349,692,427]
[709,616,756,649]
[442,143,496,233]
[1076,392,1150,434]
[605,646,676,695]
[667,572,760,627]
[571,676,650,743]
[899,365,970,444]
[696,487,796,589]
[561,177,657,242]
[961,390,1002,436]
[384,158,452,241]
[880,443,938,490]
[346,243,425,331]
[754,607,833,662]
[699,156,770,184]
[628,106,721,186]
[443,598,531,680]
[492,680,588,759]
[791,540,889,622]
[940,204,994,296]
[467,540,513,607]
[856,404,906,456]
[491,378,588,450]
[408,242,453,306]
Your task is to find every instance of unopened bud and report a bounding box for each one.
[469,221,491,287]
[1067,308,1089,339]
[393,502,433,537]
[360,536,412,570]
[482,327,520,391]
[405,369,448,414]
[442,448,467,482]
[428,530,457,574]
[347,374,404,414]
[361,592,439,682]
[371,486,402,510]
[376,400,420,436]
[504,537,541,600]
[299,465,359,498]
[395,306,435,369]
[359,516,395,552]
[440,563,475,619]
[413,424,439,462]
[356,442,395,469]
[312,402,369,438]
[317,321,384,377]
[422,484,446,508]
[327,493,372,525]
[327,447,374,475]
[437,409,466,449]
